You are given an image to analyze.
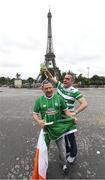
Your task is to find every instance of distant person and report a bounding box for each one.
[42,67,88,164]
[32,81,77,176]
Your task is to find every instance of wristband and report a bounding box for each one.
[75,110,78,115]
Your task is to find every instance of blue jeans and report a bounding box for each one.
[65,133,77,157]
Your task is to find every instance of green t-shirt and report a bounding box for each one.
[33,93,67,123]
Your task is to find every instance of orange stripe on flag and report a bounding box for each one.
[32,148,39,179]
[32,129,48,180]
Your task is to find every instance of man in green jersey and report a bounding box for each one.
[33,81,77,173]
[42,67,88,164]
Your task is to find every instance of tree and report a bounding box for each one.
[27,77,34,84]
[0,77,7,85]
[90,75,105,86]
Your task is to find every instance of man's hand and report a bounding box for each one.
[68,112,78,124]
[72,116,78,124]
[40,64,50,79]
[33,113,45,128]
[40,64,48,72]
[38,119,45,128]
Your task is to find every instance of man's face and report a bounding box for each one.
[42,82,53,97]
[63,74,73,88]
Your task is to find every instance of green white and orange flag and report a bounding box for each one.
[32,117,77,180]
[32,129,48,180]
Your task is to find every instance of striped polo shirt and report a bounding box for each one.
[55,81,83,111]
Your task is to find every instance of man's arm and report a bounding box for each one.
[43,67,57,84]
[32,112,45,128]
[75,97,88,115]
[64,109,78,124]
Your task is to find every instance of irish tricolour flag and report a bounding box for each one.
[32,129,48,180]
[32,117,77,179]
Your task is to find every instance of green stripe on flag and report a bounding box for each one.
[44,117,77,145]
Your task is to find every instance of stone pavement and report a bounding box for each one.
[0,87,105,179]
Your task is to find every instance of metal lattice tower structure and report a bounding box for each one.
[35,10,61,85]
[46,10,54,55]
[44,10,60,79]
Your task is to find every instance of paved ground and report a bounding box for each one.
[0,87,105,179]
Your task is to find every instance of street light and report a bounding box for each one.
[87,67,90,79]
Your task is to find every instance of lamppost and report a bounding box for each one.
[87,67,90,79]
[87,67,90,87]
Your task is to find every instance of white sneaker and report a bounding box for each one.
[67,156,76,163]
[62,164,68,174]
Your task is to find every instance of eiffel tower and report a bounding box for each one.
[35,10,61,85]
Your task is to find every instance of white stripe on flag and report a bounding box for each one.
[32,129,48,180]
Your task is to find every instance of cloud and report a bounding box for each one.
[0,62,22,68]
[0,0,105,79]
[0,34,42,52]
[0,48,9,54]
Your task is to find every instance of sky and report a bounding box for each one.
[0,0,105,79]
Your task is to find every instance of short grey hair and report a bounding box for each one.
[41,80,52,87]
[66,71,76,82]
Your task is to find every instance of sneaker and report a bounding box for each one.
[62,164,68,174]
[67,156,76,164]
[66,152,70,159]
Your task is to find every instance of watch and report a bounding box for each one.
[75,110,78,115]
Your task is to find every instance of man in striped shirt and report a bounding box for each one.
[43,68,88,164]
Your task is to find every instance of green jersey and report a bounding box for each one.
[33,93,67,123]
[55,81,83,111]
